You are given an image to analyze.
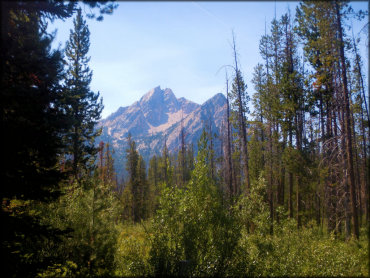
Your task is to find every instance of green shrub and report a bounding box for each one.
[39,178,120,277]
[149,132,240,277]
[232,218,369,277]
[114,222,152,277]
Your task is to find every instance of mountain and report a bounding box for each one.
[98,86,226,177]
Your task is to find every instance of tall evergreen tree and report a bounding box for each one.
[125,134,139,221]
[250,63,267,185]
[124,134,149,222]
[334,0,359,239]
[230,34,250,191]
[0,5,71,276]
[63,8,103,182]
[148,155,160,215]
[295,0,364,239]
[176,118,188,187]
[0,2,116,275]
[349,30,369,223]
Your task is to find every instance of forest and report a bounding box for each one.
[1,1,369,277]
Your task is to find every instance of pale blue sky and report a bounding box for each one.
[48,1,369,118]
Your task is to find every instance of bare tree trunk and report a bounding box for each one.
[99,141,104,182]
[208,118,215,181]
[296,112,302,229]
[278,134,286,209]
[179,117,186,187]
[352,29,370,223]
[339,107,351,238]
[225,73,234,199]
[288,129,294,218]
[232,33,250,191]
[335,2,359,239]
[269,122,274,234]
[350,99,363,226]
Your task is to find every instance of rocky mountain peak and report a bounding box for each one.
[139,86,179,109]
[138,86,180,127]
[162,88,179,112]
[163,88,174,96]
[140,85,163,103]
[98,87,226,177]
[203,93,226,107]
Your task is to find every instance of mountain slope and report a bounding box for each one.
[98,86,226,176]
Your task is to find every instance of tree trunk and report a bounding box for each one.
[352,30,370,223]
[335,1,359,239]
[226,74,234,199]
[288,129,294,218]
[232,34,250,191]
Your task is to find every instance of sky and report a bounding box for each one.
[48,1,369,119]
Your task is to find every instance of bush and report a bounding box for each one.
[114,222,152,277]
[230,217,369,277]
[145,165,369,277]
[39,178,121,277]
[149,132,240,277]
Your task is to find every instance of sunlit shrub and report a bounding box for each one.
[114,223,152,276]
[149,132,240,276]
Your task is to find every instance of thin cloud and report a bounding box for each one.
[191,2,229,30]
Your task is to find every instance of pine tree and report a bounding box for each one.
[295,0,364,239]
[229,34,250,191]
[125,134,139,221]
[137,155,149,219]
[224,71,235,199]
[0,5,72,276]
[281,11,306,228]
[97,141,116,188]
[158,139,173,187]
[334,0,359,239]
[176,118,189,187]
[124,134,149,222]
[148,155,160,215]
[0,3,116,275]
[350,31,369,223]
[251,63,267,186]
[63,8,103,182]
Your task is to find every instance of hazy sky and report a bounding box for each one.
[48,1,368,118]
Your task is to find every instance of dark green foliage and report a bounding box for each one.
[40,176,121,277]
[123,134,150,222]
[1,2,116,275]
[63,9,103,182]
[0,1,117,22]
[148,155,160,214]
[229,67,251,192]
[1,2,67,208]
[0,6,71,276]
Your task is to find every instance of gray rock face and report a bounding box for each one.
[139,86,178,127]
[98,86,226,176]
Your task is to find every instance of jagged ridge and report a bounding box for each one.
[98,86,226,176]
